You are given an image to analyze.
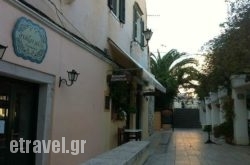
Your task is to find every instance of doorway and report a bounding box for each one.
[0,76,38,165]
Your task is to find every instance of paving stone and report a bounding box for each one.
[144,129,250,165]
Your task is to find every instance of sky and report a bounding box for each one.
[146,0,229,56]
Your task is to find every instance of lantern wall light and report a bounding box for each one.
[59,69,79,87]
[131,28,153,48]
[143,28,153,45]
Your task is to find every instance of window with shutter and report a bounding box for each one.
[113,0,117,15]
[140,20,145,47]
[133,3,145,47]
[133,6,138,39]
[108,0,125,24]
[119,0,125,23]
[108,0,113,9]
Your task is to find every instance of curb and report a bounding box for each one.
[143,130,173,164]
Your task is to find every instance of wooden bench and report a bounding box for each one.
[81,141,150,165]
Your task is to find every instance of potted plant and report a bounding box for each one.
[127,106,137,114]
[117,109,127,121]
[109,78,130,120]
[161,109,173,116]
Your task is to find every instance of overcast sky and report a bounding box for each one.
[146,0,228,56]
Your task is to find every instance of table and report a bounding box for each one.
[124,129,142,141]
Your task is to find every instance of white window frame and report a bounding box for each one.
[135,11,142,42]
[133,3,145,47]
[108,0,125,23]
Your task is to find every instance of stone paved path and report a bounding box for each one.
[145,129,250,165]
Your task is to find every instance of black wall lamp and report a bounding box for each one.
[143,28,153,47]
[0,44,8,59]
[131,28,153,48]
[59,69,79,87]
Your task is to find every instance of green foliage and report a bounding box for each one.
[150,49,200,110]
[109,73,137,116]
[213,96,234,143]
[127,106,137,113]
[222,96,235,122]
[220,121,234,140]
[109,81,130,111]
[197,0,250,99]
[203,125,212,132]
[213,121,234,144]
[213,125,222,138]
[117,110,127,120]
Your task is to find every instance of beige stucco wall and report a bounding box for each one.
[1,0,150,164]
[0,2,113,164]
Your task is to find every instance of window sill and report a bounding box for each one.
[109,11,124,24]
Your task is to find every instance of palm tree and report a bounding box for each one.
[150,49,200,110]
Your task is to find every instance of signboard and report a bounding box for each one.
[12,17,48,64]
[111,75,127,82]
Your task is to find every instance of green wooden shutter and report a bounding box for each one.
[113,0,117,14]
[108,0,113,9]
[133,6,137,40]
[119,0,125,23]
[141,20,145,46]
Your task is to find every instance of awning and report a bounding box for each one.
[142,68,166,93]
[108,38,166,93]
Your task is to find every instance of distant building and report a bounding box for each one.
[173,97,199,109]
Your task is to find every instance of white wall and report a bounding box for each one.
[23,0,149,69]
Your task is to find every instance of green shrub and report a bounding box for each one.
[220,121,233,138]
[213,121,234,144]
[213,125,222,138]
[203,125,212,132]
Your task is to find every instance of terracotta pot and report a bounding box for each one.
[161,110,172,116]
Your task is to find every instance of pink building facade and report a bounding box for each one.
[0,0,165,165]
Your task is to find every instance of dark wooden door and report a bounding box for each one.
[0,76,38,165]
